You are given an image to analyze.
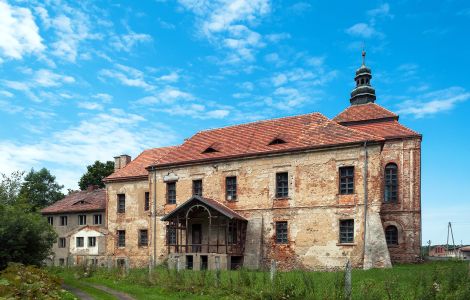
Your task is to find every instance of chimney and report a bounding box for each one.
[87,185,99,192]
[114,154,131,171]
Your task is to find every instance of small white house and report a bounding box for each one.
[68,226,107,265]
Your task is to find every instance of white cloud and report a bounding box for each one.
[110,31,152,52]
[0,100,24,114]
[0,1,45,60]
[398,87,470,118]
[135,87,194,105]
[156,72,179,83]
[33,69,75,87]
[92,93,113,103]
[158,103,230,119]
[288,2,312,14]
[272,74,288,86]
[367,3,392,19]
[99,64,154,90]
[0,109,177,189]
[0,90,14,97]
[345,23,382,39]
[178,0,270,64]
[265,33,291,43]
[77,101,103,110]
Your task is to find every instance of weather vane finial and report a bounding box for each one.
[362,43,366,65]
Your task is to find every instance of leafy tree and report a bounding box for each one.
[0,205,57,269]
[78,160,114,190]
[0,171,24,205]
[19,168,64,210]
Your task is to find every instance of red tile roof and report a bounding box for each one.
[151,112,383,168]
[333,103,398,124]
[346,120,421,139]
[41,188,105,214]
[104,146,176,182]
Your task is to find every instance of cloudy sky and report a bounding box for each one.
[1,0,469,245]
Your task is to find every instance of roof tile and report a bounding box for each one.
[41,188,105,214]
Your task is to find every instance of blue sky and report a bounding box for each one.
[0,0,469,245]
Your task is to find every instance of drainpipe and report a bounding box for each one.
[362,141,369,267]
[153,167,157,267]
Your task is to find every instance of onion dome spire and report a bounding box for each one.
[350,49,376,105]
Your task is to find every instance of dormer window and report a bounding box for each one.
[268,138,287,145]
[73,200,89,205]
[202,147,218,154]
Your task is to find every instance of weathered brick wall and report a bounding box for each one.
[146,144,389,270]
[380,138,422,263]
[106,180,152,267]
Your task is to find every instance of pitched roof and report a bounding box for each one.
[104,146,176,182]
[41,188,105,214]
[161,195,247,221]
[333,103,398,124]
[151,112,382,168]
[346,120,421,139]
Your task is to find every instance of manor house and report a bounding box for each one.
[100,53,422,270]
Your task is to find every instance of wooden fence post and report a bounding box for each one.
[344,260,352,300]
[270,259,276,283]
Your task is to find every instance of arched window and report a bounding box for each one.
[385,225,398,245]
[384,163,398,203]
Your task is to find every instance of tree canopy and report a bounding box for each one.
[78,160,114,190]
[19,168,64,210]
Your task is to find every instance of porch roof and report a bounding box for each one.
[161,195,247,221]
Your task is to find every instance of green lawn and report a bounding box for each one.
[49,261,470,300]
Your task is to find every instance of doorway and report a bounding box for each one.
[192,224,202,252]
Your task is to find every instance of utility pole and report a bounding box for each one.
[446,222,456,256]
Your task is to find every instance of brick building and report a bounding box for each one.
[103,53,422,270]
[41,186,107,266]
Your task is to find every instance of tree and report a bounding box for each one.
[78,160,114,190]
[0,205,57,269]
[0,171,24,205]
[19,168,64,210]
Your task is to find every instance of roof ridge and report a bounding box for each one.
[195,112,323,134]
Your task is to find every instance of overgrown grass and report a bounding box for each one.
[49,261,470,300]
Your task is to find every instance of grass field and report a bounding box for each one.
[50,260,470,300]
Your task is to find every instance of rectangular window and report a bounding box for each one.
[88,237,96,247]
[76,237,84,247]
[339,219,355,243]
[144,192,150,211]
[276,172,289,198]
[47,216,53,225]
[58,237,66,248]
[93,214,102,225]
[167,226,176,245]
[166,182,176,204]
[192,179,203,197]
[139,229,148,246]
[78,215,86,225]
[117,230,125,247]
[275,221,288,244]
[339,166,355,195]
[225,176,237,201]
[60,216,67,226]
[59,258,65,266]
[117,194,125,213]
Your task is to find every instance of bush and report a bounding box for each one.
[0,263,73,300]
